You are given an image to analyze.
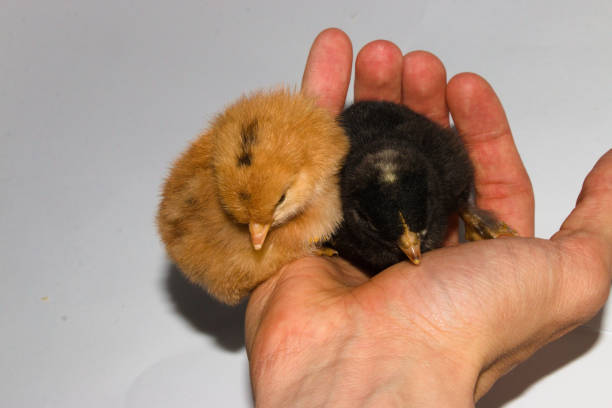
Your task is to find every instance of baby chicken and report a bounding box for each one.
[158,89,349,304]
[330,101,516,274]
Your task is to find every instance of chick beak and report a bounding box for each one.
[249,222,270,251]
[398,230,421,265]
[398,213,422,265]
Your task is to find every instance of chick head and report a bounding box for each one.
[210,89,348,250]
[344,146,442,264]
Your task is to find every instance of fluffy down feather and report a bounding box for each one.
[158,89,348,304]
[330,100,513,274]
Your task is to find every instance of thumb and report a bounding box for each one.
[551,149,612,322]
[556,149,612,248]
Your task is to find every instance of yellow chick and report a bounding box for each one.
[157,89,349,304]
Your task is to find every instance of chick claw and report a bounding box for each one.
[314,247,339,257]
[461,209,518,241]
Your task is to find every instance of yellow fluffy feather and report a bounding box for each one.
[157,89,348,304]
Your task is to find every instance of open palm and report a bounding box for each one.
[246,29,612,406]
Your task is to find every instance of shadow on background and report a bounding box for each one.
[165,263,246,351]
[477,308,605,407]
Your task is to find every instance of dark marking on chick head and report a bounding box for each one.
[238,191,251,201]
[237,153,251,166]
[237,119,258,167]
[184,196,197,207]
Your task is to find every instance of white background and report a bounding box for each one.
[1,1,611,406]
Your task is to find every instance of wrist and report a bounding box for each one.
[250,330,478,407]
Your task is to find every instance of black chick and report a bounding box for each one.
[330,100,515,275]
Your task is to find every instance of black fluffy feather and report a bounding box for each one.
[331,101,474,275]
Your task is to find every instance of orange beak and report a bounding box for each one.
[398,212,421,265]
[249,222,271,251]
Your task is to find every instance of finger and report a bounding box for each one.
[401,51,457,244]
[354,40,403,103]
[560,149,612,238]
[554,149,612,270]
[476,152,612,397]
[401,51,450,127]
[447,73,534,236]
[301,28,353,116]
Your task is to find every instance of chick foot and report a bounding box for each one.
[314,247,339,257]
[460,207,517,241]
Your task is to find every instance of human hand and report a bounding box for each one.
[245,28,612,407]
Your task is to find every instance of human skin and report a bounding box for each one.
[245,28,612,407]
